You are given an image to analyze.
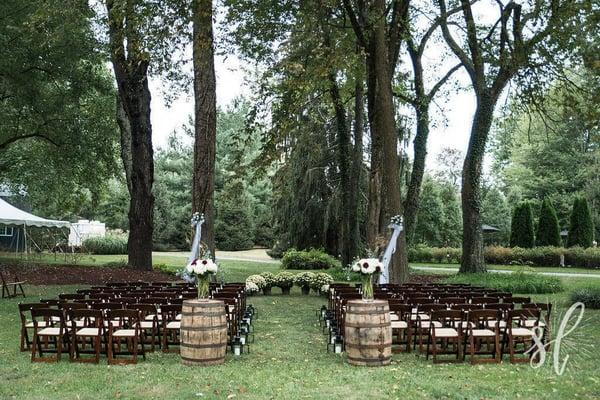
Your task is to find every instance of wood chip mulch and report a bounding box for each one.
[0,263,175,285]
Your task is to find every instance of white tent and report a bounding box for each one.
[0,198,69,228]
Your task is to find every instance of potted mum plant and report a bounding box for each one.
[294,272,316,295]
[310,272,334,295]
[186,257,218,299]
[245,275,266,296]
[275,272,295,295]
[351,258,382,301]
[260,272,276,295]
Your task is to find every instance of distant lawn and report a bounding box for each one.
[1,278,600,399]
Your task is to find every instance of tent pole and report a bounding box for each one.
[23,224,28,257]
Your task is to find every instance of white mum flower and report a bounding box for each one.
[351,263,361,272]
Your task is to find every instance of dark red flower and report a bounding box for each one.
[375,266,381,272]
[202,260,208,265]
[362,262,369,268]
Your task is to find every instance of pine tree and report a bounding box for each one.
[510,202,535,248]
[568,197,595,248]
[536,199,561,247]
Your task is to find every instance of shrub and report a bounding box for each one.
[570,287,600,309]
[83,235,128,255]
[281,248,340,270]
[564,247,600,269]
[293,272,315,288]
[274,271,295,289]
[259,272,277,288]
[310,272,334,291]
[267,240,290,259]
[510,202,535,248]
[246,274,267,289]
[327,266,360,282]
[445,271,563,294]
[568,197,595,248]
[408,245,435,263]
[536,199,561,247]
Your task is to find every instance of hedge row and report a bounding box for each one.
[409,245,600,269]
[281,248,341,270]
[445,271,564,294]
[82,235,128,255]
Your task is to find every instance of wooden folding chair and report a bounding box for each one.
[426,310,464,363]
[106,309,145,364]
[30,308,69,362]
[1,269,26,298]
[503,309,540,363]
[390,304,412,353]
[129,303,160,351]
[161,304,182,353]
[464,309,502,364]
[18,303,47,351]
[69,309,105,363]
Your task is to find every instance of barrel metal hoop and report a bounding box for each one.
[181,312,226,317]
[344,342,392,349]
[347,355,391,363]
[181,355,225,363]
[180,325,227,331]
[180,342,227,349]
[346,310,389,315]
[345,322,391,328]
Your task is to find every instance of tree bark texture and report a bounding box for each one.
[107,0,154,271]
[192,0,217,257]
[348,79,364,262]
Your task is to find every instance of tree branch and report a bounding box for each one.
[0,133,59,152]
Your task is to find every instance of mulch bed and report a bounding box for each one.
[0,263,175,285]
[406,273,446,284]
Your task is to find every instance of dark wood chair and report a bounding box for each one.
[18,303,47,351]
[464,309,502,364]
[1,269,26,298]
[30,308,69,362]
[68,309,105,363]
[161,304,181,353]
[503,309,540,363]
[106,309,145,364]
[426,310,464,363]
[129,303,159,351]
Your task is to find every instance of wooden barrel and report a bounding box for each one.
[180,299,228,366]
[344,299,392,367]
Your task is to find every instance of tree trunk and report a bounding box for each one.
[460,92,496,273]
[403,105,429,242]
[365,54,382,249]
[192,0,217,257]
[116,95,133,194]
[366,0,408,283]
[348,79,364,261]
[107,0,154,271]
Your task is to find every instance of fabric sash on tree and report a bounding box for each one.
[188,212,205,264]
[380,216,403,284]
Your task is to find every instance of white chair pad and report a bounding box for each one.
[510,328,534,337]
[113,329,136,337]
[76,328,101,336]
[391,321,408,329]
[166,321,181,329]
[37,327,66,336]
[470,329,496,337]
[432,328,459,338]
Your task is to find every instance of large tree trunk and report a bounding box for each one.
[460,92,496,273]
[107,0,154,271]
[366,0,408,283]
[192,0,217,257]
[365,54,382,249]
[116,96,133,194]
[403,105,429,242]
[347,79,364,260]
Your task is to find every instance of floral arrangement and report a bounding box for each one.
[390,215,403,225]
[186,258,218,299]
[351,258,382,301]
[294,272,316,288]
[245,281,259,295]
[321,284,330,294]
[274,271,295,289]
[246,274,267,290]
[310,272,334,291]
[259,272,277,289]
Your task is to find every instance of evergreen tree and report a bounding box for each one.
[215,179,255,251]
[568,197,595,248]
[536,199,561,247]
[510,202,535,248]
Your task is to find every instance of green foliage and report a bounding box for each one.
[259,272,277,288]
[293,272,315,288]
[445,271,564,294]
[0,1,119,220]
[412,175,462,247]
[510,202,535,248]
[570,287,600,309]
[273,271,295,289]
[536,199,561,247]
[281,248,341,270]
[215,179,255,251]
[568,197,595,248]
[309,272,334,290]
[481,186,512,246]
[409,245,600,269]
[83,235,128,255]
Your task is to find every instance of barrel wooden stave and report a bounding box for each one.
[180,299,228,366]
[344,299,392,367]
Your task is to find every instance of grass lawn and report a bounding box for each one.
[1,262,600,399]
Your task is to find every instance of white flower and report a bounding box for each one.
[321,284,330,293]
[357,258,381,275]
[186,260,198,273]
[245,281,259,294]
[351,263,361,272]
